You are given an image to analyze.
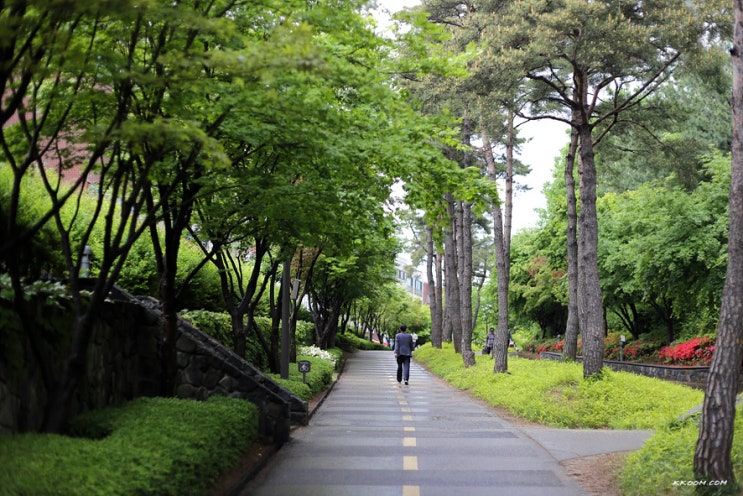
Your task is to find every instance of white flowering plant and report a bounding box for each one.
[297,345,338,368]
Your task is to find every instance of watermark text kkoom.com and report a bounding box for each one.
[673,480,728,487]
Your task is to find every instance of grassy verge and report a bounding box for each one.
[415,343,702,429]
[414,343,743,494]
[619,416,743,495]
[0,396,258,495]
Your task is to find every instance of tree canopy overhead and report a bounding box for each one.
[0,0,459,431]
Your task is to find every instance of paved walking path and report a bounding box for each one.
[240,350,652,496]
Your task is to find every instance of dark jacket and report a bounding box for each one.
[394,332,414,356]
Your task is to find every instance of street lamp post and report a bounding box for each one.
[280,258,291,380]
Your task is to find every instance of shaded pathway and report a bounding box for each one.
[240,350,625,495]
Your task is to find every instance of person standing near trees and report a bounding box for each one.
[393,324,414,385]
[484,327,495,357]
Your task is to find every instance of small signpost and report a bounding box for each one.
[298,360,311,384]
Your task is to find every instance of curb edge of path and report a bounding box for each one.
[223,351,352,496]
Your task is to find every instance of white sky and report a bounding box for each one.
[513,120,569,231]
[373,0,569,232]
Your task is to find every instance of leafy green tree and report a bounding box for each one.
[0,0,165,432]
[307,220,399,349]
[393,6,510,367]
[508,224,569,340]
[113,0,255,396]
[181,0,433,368]
[597,158,729,344]
[349,283,430,341]
[415,0,544,372]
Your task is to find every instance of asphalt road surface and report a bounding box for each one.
[240,350,607,496]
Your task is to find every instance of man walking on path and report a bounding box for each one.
[394,324,414,385]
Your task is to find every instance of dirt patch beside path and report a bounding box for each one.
[491,406,629,495]
[562,451,629,496]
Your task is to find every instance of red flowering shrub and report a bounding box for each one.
[530,338,578,355]
[658,337,715,366]
[603,335,661,362]
[524,334,715,366]
[622,341,654,359]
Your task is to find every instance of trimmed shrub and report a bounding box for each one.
[336,332,387,351]
[180,311,269,368]
[173,240,223,312]
[180,309,233,345]
[115,235,159,297]
[298,345,342,370]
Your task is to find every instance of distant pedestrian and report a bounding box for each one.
[394,324,414,385]
[484,327,495,356]
[508,329,519,351]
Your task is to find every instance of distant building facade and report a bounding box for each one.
[395,254,429,305]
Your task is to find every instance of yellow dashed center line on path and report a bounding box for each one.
[401,391,419,496]
[403,485,421,496]
[403,456,418,470]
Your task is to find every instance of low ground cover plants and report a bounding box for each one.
[619,415,743,495]
[413,343,743,494]
[0,396,258,495]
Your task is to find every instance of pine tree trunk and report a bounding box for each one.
[693,5,743,486]
[577,121,605,378]
[445,193,462,352]
[435,238,445,344]
[483,134,510,373]
[503,116,514,263]
[492,200,510,373]
[427,226,443,348]
[563,126,580,361]
[460,200,475,367]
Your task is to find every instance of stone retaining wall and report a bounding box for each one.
[0,288,306,444]
[537,351,740,388]
[0,294,160,434]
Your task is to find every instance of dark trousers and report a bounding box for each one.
[396,355,411,382]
